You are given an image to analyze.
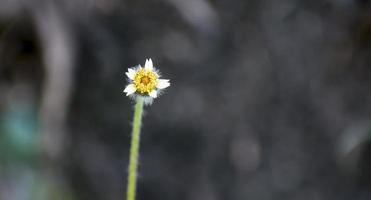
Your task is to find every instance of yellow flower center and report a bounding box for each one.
[133,68,158,94]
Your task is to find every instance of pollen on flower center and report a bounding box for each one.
[140,76,150,85]
[133,68,158,94]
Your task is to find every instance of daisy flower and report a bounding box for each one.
[124,58,170,104]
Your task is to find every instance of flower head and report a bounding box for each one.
[124,58,170,104]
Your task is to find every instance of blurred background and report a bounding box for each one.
[1,0,371,199]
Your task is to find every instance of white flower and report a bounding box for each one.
[124,58,170,104]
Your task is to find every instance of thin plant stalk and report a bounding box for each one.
[126,97,144,200]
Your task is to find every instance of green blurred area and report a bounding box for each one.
[0,103,39,165]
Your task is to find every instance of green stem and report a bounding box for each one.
[126,97,144,200]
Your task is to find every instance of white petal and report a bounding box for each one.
[125,68,136,80]
[157,79,170,89]
[149,90,158,98]
[123,84,136,96]
[144,58,153,71]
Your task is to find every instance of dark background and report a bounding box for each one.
[0,0,371,199]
